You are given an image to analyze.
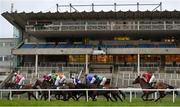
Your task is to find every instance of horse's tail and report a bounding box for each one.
[119,90,126,100]
[167,84,178,96]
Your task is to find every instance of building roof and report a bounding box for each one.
[2,11,180,29]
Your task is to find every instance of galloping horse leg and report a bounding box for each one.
[145,93,153,101]
[30,92,38,100]
[115,93,123,102]
[111,93,118,101]
[155,91,166,102]
[104,93,113,102]
[28,92,31,100]
[110,91,121,102]
[119,90,126,100]
[141,93,146,101]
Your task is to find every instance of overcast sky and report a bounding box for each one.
[0,0,180,38]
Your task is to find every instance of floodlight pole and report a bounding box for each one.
[56,4,59,12]
[160,2,162,11]
[114,3,116,12]
[137,2,139,11]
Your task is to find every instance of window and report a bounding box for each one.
[0,72,6,75]
[68,55,86,63]
[4,42,10,47]
[0,56,2,61]
[3,56,9,61]
[10,42,15,47]
[0,43,3,47]
[3,55,12,61]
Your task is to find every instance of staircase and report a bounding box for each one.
[0,72,14,88]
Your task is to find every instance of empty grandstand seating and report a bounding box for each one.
[20,43,36,48]
[36,43,55,48]
[138,44,156,48]
[19,42,177,48]
[159,44,176,48]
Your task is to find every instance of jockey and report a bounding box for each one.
[93,75,107,87]
[85,73,94,85]
[43,73,51,82]
[14,72,25,88]
[54,73,66,87]
[142,71,155,86]
[71,75,81,85]
[59,73,66,85]
[51,73,57,84]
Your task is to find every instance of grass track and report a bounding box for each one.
[0,97,180,106]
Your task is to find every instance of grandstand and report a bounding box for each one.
[1,3,180,88]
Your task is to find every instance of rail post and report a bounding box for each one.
[130,90,132,102]
[155,92,157,99]
[36,92,39,99]
[9,90,12,100]
[0,91,2,99]
[86,90,89,102]
[173,90,175,103]
[48,90,51,101]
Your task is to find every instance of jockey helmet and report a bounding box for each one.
[14,72,17,76]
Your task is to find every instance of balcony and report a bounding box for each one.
[25,21,180,32]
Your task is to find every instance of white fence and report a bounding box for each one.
[0,88,179,103]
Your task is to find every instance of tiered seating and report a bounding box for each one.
[159,44,176,48]
[21,44,36,48]
[117,44,134,48]
[138,44,156,48]
[36,43,55,48]
[56,44,93,48]
[20,42,177,48]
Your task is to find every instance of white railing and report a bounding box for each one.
[165,67,180,73]
[26,23,180,32]
[0,88,179,103]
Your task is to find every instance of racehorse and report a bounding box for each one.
[33,79,72,101]
[4,82,37,100]
[75,82,125,102]
[89,83,125,102]
[132,76,178,102]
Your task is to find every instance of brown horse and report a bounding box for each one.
[92,84,125,102]
[132,76,178,102]
[33,79,74,101]
[4,82,37,100]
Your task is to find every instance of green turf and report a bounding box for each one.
[0,97,180,106]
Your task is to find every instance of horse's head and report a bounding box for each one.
[132,76,141,84]
[33,79,43,89]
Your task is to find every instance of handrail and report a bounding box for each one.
[26,23,180,31]
[0,72,14,89]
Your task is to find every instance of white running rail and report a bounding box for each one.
[0,88,179,103]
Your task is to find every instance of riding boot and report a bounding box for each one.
[15,84,20,89]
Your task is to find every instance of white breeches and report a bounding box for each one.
[149,74,155,83]
[18,77,25,85]
[90,77,96,84]
[100,78,107,86]
[55,78,60,86]
[59,76,66,84]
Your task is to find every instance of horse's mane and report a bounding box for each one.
[140,77,147,83]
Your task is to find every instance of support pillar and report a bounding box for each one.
[35,54,38,76]
[85,54,89,74]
